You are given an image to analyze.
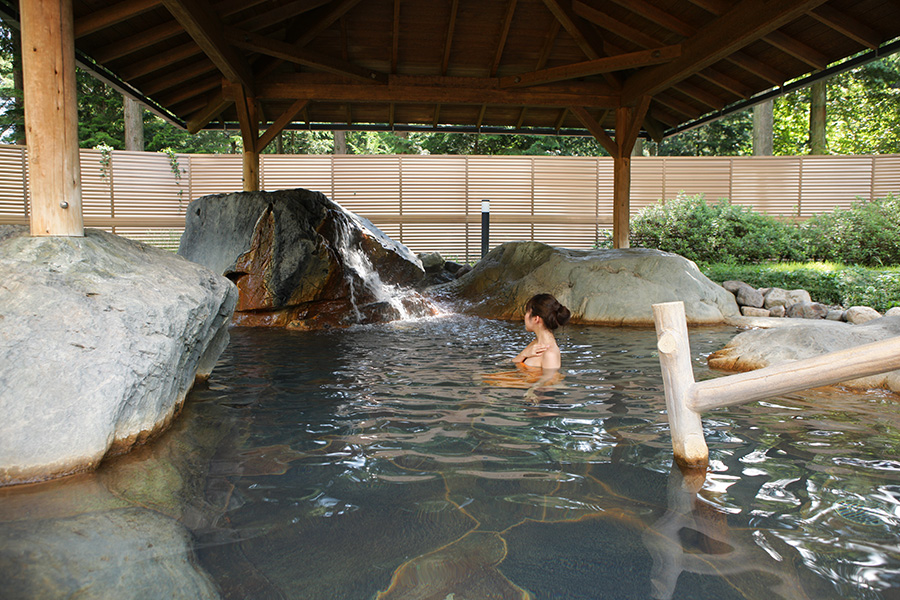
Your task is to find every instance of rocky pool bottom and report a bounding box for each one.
[2,316,900,599]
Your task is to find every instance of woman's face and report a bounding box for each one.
[524,309,537,332]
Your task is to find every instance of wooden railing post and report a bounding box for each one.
[652,301,708,469]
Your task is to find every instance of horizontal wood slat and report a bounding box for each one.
[1,145,899,261]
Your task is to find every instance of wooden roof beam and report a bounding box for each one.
[260,74,619,107]
[810,5,881,50]
[621,0,830,104]
[162,0,254,91]
[536,20,561,71]
[293,0,366,48]
[570,106,617,155]
[490,0,519,77]
[93,0,267,62]
[500,45,680,88]
[599,0,786,84]
[764,30,828,70]
[392,0,401,74]
[75,0,161,38]
[541,0,604,60]
[576,2,750,100]
[441,0,460,76]
[240,0,333,33]
[140,59,214,95]
[225,26,387,84]
[256,99,309,152]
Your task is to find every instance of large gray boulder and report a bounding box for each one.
[178,188,433,329]
[0,225,237,485]
[708,316,900,393]
[435,242,739,325]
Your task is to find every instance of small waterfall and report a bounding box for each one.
[334,212,436,324]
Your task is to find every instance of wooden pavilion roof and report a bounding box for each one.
[7,0,900,142]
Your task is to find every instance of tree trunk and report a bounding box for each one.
[275,131,284,154]
[10,25,25,145]
[752,100,773,156]
[810,81,827,155]
[333,130,347,154]
[123,96,144,151]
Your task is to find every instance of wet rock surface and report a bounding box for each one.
[0,225,236,485]
[433,241,739,325]
[178,188,436,329]
[709,315,900,393]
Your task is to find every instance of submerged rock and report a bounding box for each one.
[178,189,436,329]
[708,316,900,393]
[0,225,236,485]
[0,507,220,600]
[434,241,739,325]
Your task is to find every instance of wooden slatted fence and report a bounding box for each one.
[0,145,898,259]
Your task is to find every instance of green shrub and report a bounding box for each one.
[802,195,900,267]
[629,193,804,265]
[701,261,900,313]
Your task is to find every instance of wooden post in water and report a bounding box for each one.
[21,0,84,237]
[653,300,900,470]
[652,301,708,469]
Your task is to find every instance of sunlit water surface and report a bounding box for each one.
[3,315,900,599]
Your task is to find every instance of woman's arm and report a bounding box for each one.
[512,341,548,363]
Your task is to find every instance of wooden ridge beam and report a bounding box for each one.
[75,0,161,38]
[501,45,680,88]
[225,26,387,84]
[162,0,254,90]
[622,0,830,104]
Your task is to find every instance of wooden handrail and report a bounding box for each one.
[652,301,900,469]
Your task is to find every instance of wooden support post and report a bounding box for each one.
[232,84,260,191]
[21,0,84,237]
[652,301,708,469]
[611,98,650,249]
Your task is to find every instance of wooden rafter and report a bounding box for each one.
[490,0,519,77]
[225,27,388,84]
[541,0,604,60]
[810,5,881,49]
[240,0,333,32]
[553,107,568,131]
[500,45,681,88]
[621,0,830,104]
[75,0,161,38]
[441,0,460,76]
[764,30,828,70]
[536,20,561,71]
[292,0,366,48]
[161,0,254,90]
[392,0,401,74]
[599,0,786,85]
[141,59,213,95]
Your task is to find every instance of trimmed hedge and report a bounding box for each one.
[629,193,900,268]
[701,262,900,313]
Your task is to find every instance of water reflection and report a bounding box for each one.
[1,316,899,599]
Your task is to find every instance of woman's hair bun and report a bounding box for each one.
[526,293,570,330]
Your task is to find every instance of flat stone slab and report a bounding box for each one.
[435,242,739,326]
[709,316,900,393]
[0,226,236,485]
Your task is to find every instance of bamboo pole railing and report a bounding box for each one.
[652,301,900,469]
